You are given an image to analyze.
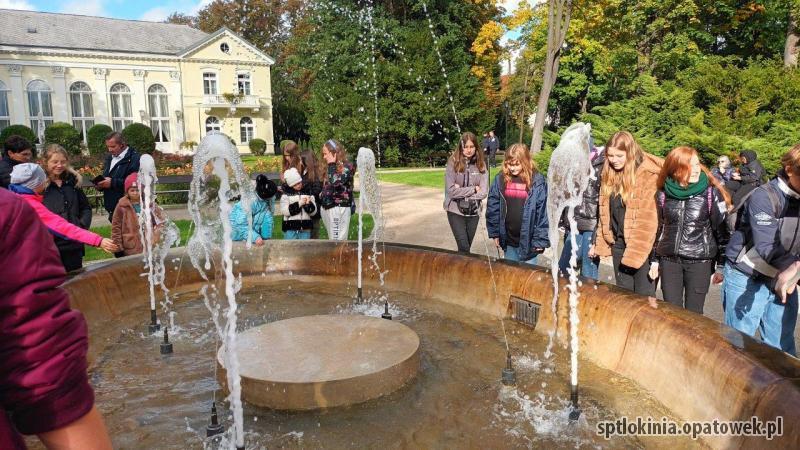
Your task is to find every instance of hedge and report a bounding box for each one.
[0,125,36,150]
[122,123,155,154]
[87,124,113,155]
[44,122,82,155]
[249,138,267,155]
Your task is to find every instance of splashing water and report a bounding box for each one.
[420,1,461,135]
[187,132,253,449]
[356,147,388,303]
[138,154,180,329]
[545,123,594,391]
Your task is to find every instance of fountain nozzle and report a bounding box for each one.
[501,351,516,386]
[381,301,392,320]
[160,327,173,355]
[357,287,363,304]
[148,309,160,334]
[569,383,581,421]
[206,401,225,437]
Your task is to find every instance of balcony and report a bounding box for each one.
[202,94,261,113]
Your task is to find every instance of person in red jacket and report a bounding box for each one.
[0,188,112,449]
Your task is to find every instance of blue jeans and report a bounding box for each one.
[284,230,311,240]
[723,263,798,356]
[504,245,538,265]
[558,230,599,280]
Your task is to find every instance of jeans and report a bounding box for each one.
[447,211,479,253]
[659,258,713,314]
[722,263,798,356]
[504,245,538,265]
[284,230,311,240]
[612,246,656,296]
[558,230,599,280]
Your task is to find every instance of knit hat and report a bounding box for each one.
[124,173,138,192]
[284,168,302,187]
[10,163,46,191]
[255,174,277,200]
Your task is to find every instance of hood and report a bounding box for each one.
[740,150,758,163]
[637,152,664,176]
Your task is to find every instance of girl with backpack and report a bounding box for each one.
[443,132,489,253]
[650,146,732,314]
[722,144,800,356]
[590,131,662,296]
[486,143,548,264]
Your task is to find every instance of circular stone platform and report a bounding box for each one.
[217,314,420,410]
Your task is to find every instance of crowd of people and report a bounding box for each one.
[443,130,799,357]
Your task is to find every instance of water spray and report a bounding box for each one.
[357,178,364,304]
[160,327,173,355]
[501,351,516,386]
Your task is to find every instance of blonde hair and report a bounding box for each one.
[600,131,643,204]
[502,143,536,190]
[781,143,800,174]
[41,144,82,186]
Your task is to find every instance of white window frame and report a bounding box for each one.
[147,84,170,143]
[0,80,9,133]
[110,83,134,132]
[26,79,53,134]
[69,81,94,143]
[203,72,218,95]
[239,116,255,144]
[237,72,251,96]
[205,116,221,134]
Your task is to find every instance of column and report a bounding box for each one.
[132,69,147,124]
[51,66,68,122]
[93,68,109,125]
[169,70,184,151]
[7,65,25,125]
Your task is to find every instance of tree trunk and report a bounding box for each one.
[786,9,798,68]
[530,0,572,154]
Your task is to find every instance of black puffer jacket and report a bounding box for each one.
[563,150,605,232]
[41,173,93,253]
[654,187,730,263]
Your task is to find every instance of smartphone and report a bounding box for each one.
[92,175,105,184]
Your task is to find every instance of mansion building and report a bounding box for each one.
[0,9,276,154]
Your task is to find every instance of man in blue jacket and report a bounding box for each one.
[96,132,140,223]
[723,145,800,355]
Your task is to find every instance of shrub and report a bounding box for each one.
[249,138,267,155]
[382,146,400,167]
[44,122,82,155]
[0,124,36,150]
[278,139,295,156]
[122,123,156,154]
[179,141,198,151]
[87,124,113,155]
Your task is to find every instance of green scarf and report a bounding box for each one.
[664,171,709,200]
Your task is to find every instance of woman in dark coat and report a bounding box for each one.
[40,144,93,271]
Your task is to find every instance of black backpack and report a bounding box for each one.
[727,182,781,234]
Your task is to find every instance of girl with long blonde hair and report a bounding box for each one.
[443,132,489,253]
[651,146,731,313]
[591,131,663,295]
[485,143,549,263]
[40,144,95,271]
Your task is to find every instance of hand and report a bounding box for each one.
[711,272,724,284]
[100,238,119,253]
[255,237,264,247]
[732,172,741,181]
[474,185,480,193]
[96,177,111,189]
[493,238,500,248]
[587,245,596,259]
[775,261,800,304]
[648,262,659,281]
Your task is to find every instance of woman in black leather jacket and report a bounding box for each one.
[41,144,93,271]
[651,146,731,314]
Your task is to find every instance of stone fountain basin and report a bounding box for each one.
[63,241,800,449]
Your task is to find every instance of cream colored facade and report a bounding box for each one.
[0,22,275,154]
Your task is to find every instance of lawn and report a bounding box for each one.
[85,214,375,262]
[377,167,499,189]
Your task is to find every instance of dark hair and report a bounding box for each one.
[104,131,126,146]
[4,135,33,155]
[300,149,322,183]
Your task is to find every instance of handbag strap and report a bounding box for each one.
[463,167,469,188]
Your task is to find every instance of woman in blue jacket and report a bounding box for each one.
[486,143,549,264]
[230,175,277,245]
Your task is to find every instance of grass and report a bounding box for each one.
[240,155,282,172]
[84,214,375,262]
[377,167,499,189]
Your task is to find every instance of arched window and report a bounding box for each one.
[237,72,251,95]
[0,80,9,132]
[239,117,254,144]
[205,116,220,133]
[147,84,170,143]
[110,83,133,131]
[27,79,53,134]
[203,72,217,95]
[69,82,94,142]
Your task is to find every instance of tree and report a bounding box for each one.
[530,0,572,154]
[787,2,799,67]
[165,12,195,27]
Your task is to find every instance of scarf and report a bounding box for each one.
[664,171,708,200]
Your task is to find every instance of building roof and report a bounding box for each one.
[0,9,210,56]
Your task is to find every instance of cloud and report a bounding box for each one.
[139,0,212,22]
[60,0,108,17]
[140,6,171,22]
[0,0,35,10]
